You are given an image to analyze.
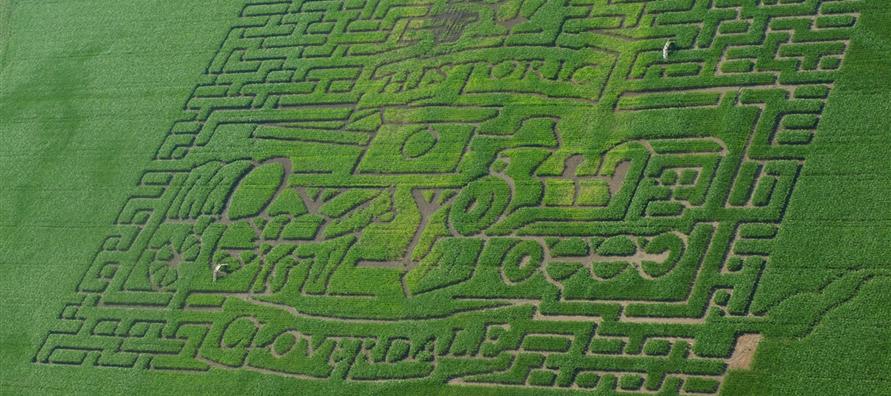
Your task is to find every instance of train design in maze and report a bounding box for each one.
[36,0,863,393]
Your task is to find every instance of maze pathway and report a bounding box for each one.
[35,0,862,394]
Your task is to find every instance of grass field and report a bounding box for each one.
[2,0,891,395]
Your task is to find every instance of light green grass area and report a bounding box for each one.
[2,1,891,395]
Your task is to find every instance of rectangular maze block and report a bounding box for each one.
[35,1,864,394]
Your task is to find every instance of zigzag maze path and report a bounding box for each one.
[35,0,864,394]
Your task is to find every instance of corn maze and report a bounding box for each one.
[33,0,864,394]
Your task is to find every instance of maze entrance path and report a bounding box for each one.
[33,0,868,394]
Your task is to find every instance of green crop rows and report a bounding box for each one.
[9,0,887,394]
